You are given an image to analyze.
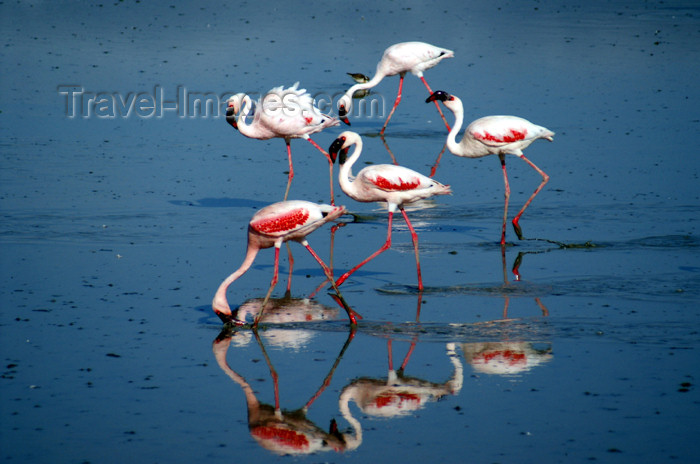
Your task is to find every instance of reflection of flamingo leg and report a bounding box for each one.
[303,327,356,411]
[253,329,281,411]
[429,143,447,178]
[380,134,399,165]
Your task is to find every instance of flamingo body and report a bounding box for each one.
[426,91,554,244]
[329,131,451,290]
[226,83,339,202]
[338,42,453,133]
[212,200,356,326]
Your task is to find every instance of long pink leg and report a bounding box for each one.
[285,242,294,292]
[512,154,550,240]
[255,244,282,326]
[335,211,394,287]
[400,207,423,291]
[306,137,335,205]
[499,154,510,246]
[420,76,451,132]
[380,74,405,136]
[303,241,359,325]
[283,140,294,201]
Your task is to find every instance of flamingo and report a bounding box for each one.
[226,83,339,203]
[338,42,454,135]
[328,131,451,291]
[426,90,555,245]
[212,200,359,327]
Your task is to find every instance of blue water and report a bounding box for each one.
[2,0,699,462]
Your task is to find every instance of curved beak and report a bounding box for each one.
[328,137,348,164]
[338,105,351,126]
[225,107,238,130]
[425,90,451,104]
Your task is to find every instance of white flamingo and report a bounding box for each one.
[328,131,451,291]
[212,200,359,327]
[226,83,339,203]
[338,42,454,135]
[426,90,555,245]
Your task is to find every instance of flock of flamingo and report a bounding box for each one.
[212,41,555,327]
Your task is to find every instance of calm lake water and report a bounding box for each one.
[2,0,699,462]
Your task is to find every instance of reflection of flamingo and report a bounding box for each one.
[212,201,359,326]
[213,328,361,455]
[461,341,552,375]
[426,90,555,244]
[339,341,463,423]
[328,131,451,290]
[226,83,339,203]
[338,42,454,135]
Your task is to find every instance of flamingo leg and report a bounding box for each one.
[335,211,394,287]
[285,242,294,292]
[419,76,451,132]
[303,240,359,325]
[306,137,336,205]
[512,155,550,240]
[380,74,405,136]
[399,206,423,291]
[499,154,510,246]
[283,140,294,201]
[255,244,282,327]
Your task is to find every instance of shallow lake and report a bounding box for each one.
[1,0,699,462]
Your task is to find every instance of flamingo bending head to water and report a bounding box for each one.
[212,200,359,327]
[338,42,454,135]
[426,90,555,244]
[328,131,451,291]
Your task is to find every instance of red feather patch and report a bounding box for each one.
[372,175,421,191]
[251,426,310,449]
[251,208,310,234]
[478,128,527,143]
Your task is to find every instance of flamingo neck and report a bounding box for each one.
[342,70,387,112]
[212,239,259,318]
[338,136,362,197]
[339,389,363,451]
[213,339,260,411]
[235,95,255,136]
[445,100,465,156]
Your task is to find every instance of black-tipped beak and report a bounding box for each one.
[426,90,451,104]
[328,136,347,164]
[226,106,238,130]
[338,105,351,126]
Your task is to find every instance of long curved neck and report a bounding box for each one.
[338,136,362,195]
[338,389,363,451]
[342,68,387,108]
[212,236,259,317]
[236,95,255,136]
[445,101,465,156]
[213,338,261,414]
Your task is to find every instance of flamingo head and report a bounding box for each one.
[328,134,350,164]
[426,90,461,112]
[337,94,352,126]
[225,93,245,130]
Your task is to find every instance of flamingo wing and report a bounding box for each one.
[250,201,322,238]
[468,116,539,148]
[360,165,430,193]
